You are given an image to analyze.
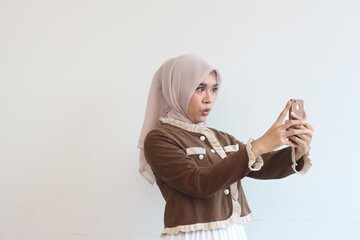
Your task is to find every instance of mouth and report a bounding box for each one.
[202,108,211,116]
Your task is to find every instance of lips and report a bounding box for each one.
[202,108,211,116]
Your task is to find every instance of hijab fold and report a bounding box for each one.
[138,54,222,184]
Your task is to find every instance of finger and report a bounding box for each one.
[288,132,312,148]
[290,111,300,120]
[284,138,298,148]
[298,131,313,140]
[305,123,315,132]
[283,119,307,129]
[298,123,315,137]
[291,124,314,135]
[275,101,291,125]
[284,128,310,138]
[288,136,306,146]
[289,123,307,130]
[290,111,307,121]
[303,128,313,139]
[291,133,311,142]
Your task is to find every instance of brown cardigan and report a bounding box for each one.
[144,118,311,236]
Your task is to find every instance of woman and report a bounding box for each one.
[138,54,313,240]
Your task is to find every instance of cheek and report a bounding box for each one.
[213,93,218,101]
[191,95,201,107]
[188,95,200,113]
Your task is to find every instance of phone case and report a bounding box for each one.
[289,99,304,119]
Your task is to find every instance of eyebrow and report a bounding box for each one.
[198,83,218,87]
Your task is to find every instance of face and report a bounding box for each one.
[187,71,218,123]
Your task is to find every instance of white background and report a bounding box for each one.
[1,0,359,239]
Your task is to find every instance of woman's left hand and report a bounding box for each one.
[288,110,314,160]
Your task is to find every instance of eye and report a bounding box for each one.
[196,87,205,92]
[211,87,218,93]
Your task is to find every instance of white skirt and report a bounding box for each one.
[161,223,248,240]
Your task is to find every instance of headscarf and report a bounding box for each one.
[138,54,222,184]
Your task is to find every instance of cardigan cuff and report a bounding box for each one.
[291,147,312,175]
[246,139,264,171]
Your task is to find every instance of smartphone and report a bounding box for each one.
[289,99,304,120]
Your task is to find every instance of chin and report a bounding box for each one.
[189,115,207,124]
[196,117,207,123]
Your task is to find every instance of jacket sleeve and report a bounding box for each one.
[144,129,252,198]
[246,147,306,179]
[225,134,311,180]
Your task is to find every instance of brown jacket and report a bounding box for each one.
[144,118,311,235]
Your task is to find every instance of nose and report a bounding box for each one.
[203,90,213,104]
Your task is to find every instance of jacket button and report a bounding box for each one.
[200,136,206,141]
[210,149,216,153]
[224,189,230,195]
[198,154,204,160]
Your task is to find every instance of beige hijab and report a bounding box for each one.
[138,54,222,184]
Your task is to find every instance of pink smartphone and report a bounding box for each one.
[289,99,304,120]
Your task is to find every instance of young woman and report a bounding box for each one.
[138,54,313,240]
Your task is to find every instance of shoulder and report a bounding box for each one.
[208,127,240,144]
[145,124,182,140]
[144,124,189,147]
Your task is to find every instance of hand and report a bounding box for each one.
[251,101,310,157]
[288,110,314,160]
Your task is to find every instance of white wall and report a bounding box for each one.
[1,0,359,239]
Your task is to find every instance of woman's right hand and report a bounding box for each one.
[251,101,309,158]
